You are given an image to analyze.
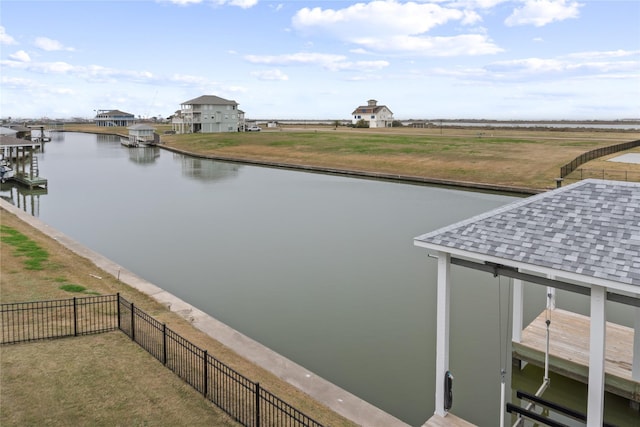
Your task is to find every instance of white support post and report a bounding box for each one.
[512,278,523,343]
[633,301,640,382]
[587,285,606,426]
[434,251,451,416]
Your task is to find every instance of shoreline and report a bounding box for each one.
[0,199,410,427]
[160,144,543,196]
[57,129,546,194]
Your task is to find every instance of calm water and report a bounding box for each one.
[2,132,636,426]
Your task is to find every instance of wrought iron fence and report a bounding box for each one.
[0,295,118,344]
[562,167,640,183]
[559,139,640,178]
[1,294,324,427]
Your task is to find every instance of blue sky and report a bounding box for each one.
[1,0,639,120]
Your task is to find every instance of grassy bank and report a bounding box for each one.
[63,123,640,191]
[0,210,356,427]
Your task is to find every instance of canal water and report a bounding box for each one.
[1,132,636,426]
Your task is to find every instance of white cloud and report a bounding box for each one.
[163,0,203,5]
[34,37,74,51]
[567,49,640,60]
[1,76,37,89]
[293,1,469,37]
[423,49,639,88]
[0,26,17,45]
[163,0,257,7]
[220,0,258,8]
[291,0,492,55]
[505,0,582,27]
[355,34,502,56]
[9,50,31,62]
[245,52,347,66]
[448,0,510,8]
[244,52,390,72]
[326,60,389,72]
[251,69,289,81]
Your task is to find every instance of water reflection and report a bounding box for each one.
[0,182,46,216]
[176,154,241,181]
[127,146,160,165]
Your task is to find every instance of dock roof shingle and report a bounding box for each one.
[414,179,640,287]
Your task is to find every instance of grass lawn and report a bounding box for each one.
[0,211,356,427]
[64,123,640,191]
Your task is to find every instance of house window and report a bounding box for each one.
[371,115,375,119]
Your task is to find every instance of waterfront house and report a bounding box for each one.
[95,110,136,127]
[351,99,393,128]
[415,179,639,426]
[172,95,240,134]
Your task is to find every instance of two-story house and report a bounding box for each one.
[172,95,241,134]
[95,110,136,127]
[351,99,393,128]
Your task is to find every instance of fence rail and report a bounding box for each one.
[0,295,118,343]
[559,139,640,178]
[562,167,640,183]
[1,294,325,427]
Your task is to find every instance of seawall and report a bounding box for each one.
[1,199,410,427]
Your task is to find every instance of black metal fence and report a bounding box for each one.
[1,294,324,427]
[562,167,640,184]
[559,139,640,178]
[0,295,118,343]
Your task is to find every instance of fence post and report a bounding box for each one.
[73,297,78,336]
[130,302,135,342]
[116,293,121,331]
[203,350,208,398]
[162,324,167,365]
[255,382,261,427]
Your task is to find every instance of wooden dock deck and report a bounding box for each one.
[512,308,639,403]
[423,413,476,426]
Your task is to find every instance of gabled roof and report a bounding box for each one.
[182,95,237,106]
[351,104,393,115]
[414,179,640,290]
[98,110,134,117]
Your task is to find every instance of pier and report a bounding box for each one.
[513,308,640,406]
[0,135,48,189]
[415,180,640,426]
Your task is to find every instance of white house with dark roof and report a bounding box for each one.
[414,179,639,426]
[172,95,240,134]
[94,109,136,127]
[351,99,393,128]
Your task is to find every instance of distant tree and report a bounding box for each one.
[354,119,369,128]
[333,120,340,129]
[391,120,403,127]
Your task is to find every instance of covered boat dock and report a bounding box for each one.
[415,179,639,426]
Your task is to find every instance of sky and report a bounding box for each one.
[1,0,639,121]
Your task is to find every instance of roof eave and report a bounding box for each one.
[413,239,639,295]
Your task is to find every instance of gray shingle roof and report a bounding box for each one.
[414,179,640,287]
[182,95,237,106]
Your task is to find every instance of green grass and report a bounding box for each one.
[1,225,49,270]
[58,284,87,293]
